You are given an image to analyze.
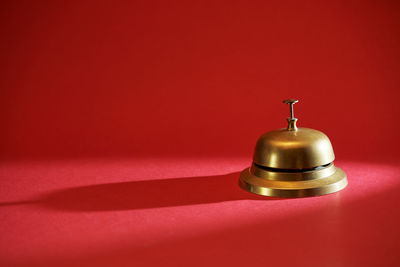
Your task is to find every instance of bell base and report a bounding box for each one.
[239,167,347,198]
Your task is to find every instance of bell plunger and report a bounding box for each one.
[283,99,299,131]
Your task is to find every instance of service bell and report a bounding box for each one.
[239,99,347,198]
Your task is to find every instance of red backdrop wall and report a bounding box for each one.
[1,0,400,160]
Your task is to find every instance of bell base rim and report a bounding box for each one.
[239,166,347,198]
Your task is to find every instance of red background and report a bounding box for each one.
[1,0,400,160]
[1,1,400,266]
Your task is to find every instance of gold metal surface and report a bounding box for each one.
[253,127,335,169]
[239,166,347,198]
[238,99,347,198]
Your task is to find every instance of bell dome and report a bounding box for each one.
[253,127,335,169]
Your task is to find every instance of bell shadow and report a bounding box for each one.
[1,172,274,212]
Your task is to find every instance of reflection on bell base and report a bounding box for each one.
[239,164,348,198]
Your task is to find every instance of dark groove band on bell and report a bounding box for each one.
[253,162,332,173]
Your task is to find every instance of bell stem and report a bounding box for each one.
[289,103,294,119]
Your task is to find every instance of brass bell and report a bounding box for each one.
[239,99,347,198]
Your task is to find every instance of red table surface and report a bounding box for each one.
[1,158,400,266]
[1,1,400,266]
